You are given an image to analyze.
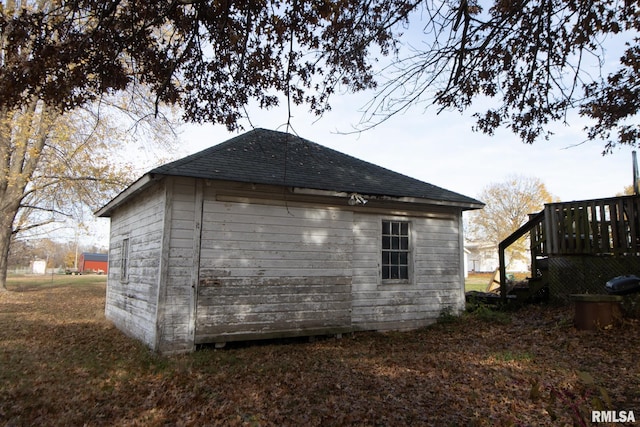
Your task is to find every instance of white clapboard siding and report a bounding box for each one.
[105,182,166,348]
[105,175,468,353]
[351,212,464,330]
[156,177,199,353]
[195,191,354,343]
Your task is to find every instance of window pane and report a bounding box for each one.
[399,266,408,279]
[392,237,399,249]
[382,221,390,235]
[382,266,390,279]
[382,236,390,249]
[401,222,409,235]
[392,222,399,235]
[121,238,130,281]
[391,266,399,279]
[400,237,408,250]
[383,252,391,265]
[399,253,408,265]
[391,252,398,264]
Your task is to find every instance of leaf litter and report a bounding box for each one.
[0,278,639,426]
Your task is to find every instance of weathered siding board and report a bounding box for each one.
[105,182,166,348]
[199,199,354,278]
[156,177,200,354]
[352,295,461,312]
[195,193,353,343]
[351,212,463,330]
[199,303,352,319]
[195,276,353,343]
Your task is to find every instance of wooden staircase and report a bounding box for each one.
[496,210,549,303]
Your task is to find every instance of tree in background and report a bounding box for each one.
[618,185,636,196]
[6,240,32,270]
[1,1,182,290]
[1,0,414,126]
[0,95,176,290]
[467,175,556,269]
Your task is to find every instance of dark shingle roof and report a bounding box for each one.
[82,253,108,262]
[150,128,481,206]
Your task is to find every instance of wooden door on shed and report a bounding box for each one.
[194,195,354,344]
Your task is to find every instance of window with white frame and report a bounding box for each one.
[381,220,410,281]
[121,238,130,282]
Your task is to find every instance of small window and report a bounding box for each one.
[121,238,130,282]
[382,220,410,281]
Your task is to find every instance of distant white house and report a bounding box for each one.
[463,248,470,278]
[465,241,530,273]
[31,259,47,275]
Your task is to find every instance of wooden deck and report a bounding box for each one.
[499,195,640,300]
[541,196,640,256]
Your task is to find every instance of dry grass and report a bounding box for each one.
[1,275,639,426]
[465,272,494,292]
[465,272,531,292]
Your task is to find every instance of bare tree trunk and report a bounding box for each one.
[0,195,20,291]
[0,211,16,291]
[0,102,54,291]
[0,103,13,292]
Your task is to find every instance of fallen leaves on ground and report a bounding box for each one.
[1,277,639,426]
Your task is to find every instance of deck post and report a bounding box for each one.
[498,243,507,302]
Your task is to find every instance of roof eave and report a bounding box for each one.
[95,174,158,217]
[373,194,484,210]
[290,187,484,210]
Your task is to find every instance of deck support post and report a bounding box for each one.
[498,243,507,303]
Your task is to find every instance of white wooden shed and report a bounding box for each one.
[96,129,483,354]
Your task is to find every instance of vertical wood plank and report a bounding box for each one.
[589,202,601,253]
[188,179,204,349]
[154,179,173,352]
[600,203,610,253]
[614,200,624,254]
[626,198,636,254]
[574,204,583,253]
[545,204,557,255]
[630,197,640,254]
[582,204,590,253]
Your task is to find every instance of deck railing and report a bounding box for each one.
[499,195,640,300]
[541,195,640,256]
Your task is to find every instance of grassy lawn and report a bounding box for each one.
[465,272,493,292]
[1,275,639,426]
[6,273,107,288]
[465,272,530,293]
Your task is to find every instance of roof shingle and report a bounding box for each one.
[151,128,482,207]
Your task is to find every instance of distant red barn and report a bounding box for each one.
[78,253,108,274]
